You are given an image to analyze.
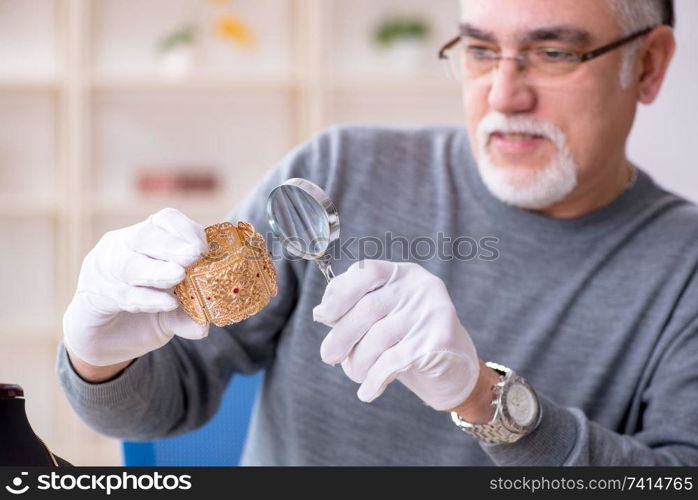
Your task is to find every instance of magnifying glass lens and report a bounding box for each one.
[269,185,330,258]
[267,178,340,284]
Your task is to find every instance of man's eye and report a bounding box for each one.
[466,46,497,60]
[535,48,577,63]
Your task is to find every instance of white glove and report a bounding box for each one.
[313,260,480,411]
[63,208,210,367]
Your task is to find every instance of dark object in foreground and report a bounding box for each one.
[0,383,72,466]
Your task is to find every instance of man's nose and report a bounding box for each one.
[487,59,537,114]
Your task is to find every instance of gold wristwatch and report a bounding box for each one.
[451,362,541,445]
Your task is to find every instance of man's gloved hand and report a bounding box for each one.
[63,208,210,367]
[313,259,480,411]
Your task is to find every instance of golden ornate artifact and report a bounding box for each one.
[174,221,277,327]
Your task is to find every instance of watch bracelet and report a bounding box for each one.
[450,362,538,445]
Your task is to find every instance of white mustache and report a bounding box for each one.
[477,112,567,152]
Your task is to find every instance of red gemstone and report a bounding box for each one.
[206,297,211,301]
[233,288,240,294]
[256,273,260,278]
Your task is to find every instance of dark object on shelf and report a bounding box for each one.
[0,383,72,466]
[136,167,220,195]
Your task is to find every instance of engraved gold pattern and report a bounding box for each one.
[174,221,278,327]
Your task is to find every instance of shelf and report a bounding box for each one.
[88,74,456,94]
[0,195,56,217]
[0,76,59,92]
[91,193,238,217]
[329,74,460,93]
[90,73,300,92]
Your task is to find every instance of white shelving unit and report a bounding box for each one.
[0,0,463,464]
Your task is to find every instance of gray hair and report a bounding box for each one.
[607,0,669,87]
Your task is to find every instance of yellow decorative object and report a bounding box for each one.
[215,14,254,47]
[174,221,277,327]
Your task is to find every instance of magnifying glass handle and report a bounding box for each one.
[317,258,335,284]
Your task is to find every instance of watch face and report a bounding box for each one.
[505,383,537,427]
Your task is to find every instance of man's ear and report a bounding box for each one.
[636,25,676,104]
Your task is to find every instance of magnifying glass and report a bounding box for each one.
[266,178,340,283]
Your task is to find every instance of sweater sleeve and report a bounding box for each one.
[480,308,698,465]
[55,129,336,441]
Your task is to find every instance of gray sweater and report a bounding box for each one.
[57,125,698,465]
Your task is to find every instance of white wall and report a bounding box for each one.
[628,0,698,202]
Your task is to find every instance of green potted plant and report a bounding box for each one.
[156,24,198,78]
[373,15,431,74]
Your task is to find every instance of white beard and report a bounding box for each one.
[475,112,578,210]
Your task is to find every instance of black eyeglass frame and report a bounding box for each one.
[438,25,656,67]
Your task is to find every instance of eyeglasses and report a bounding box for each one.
[438,26,655,85]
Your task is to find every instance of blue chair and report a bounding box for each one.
[122,372,262,466]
